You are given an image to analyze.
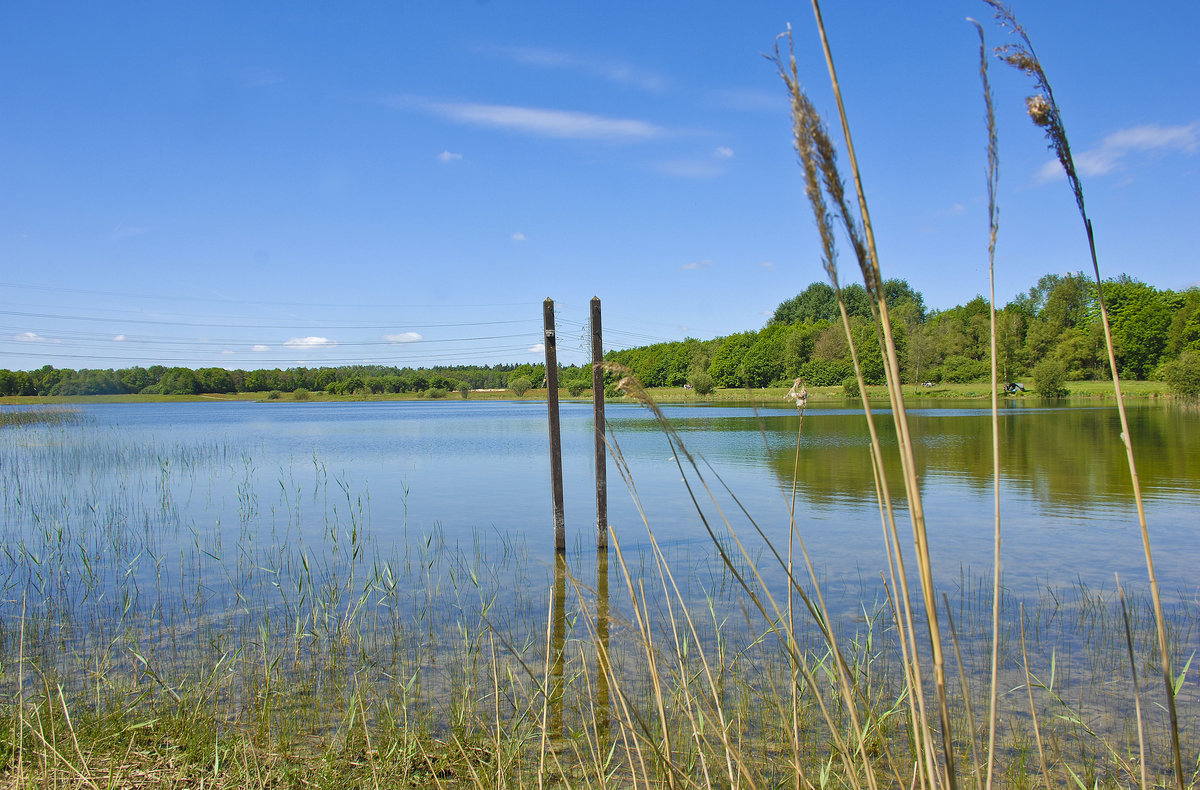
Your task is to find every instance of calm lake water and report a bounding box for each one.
[3,398,1196,607]
[6,397,1195,766]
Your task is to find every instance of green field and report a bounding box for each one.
[0,377,1172,408]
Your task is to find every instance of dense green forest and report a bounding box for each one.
[0,362,553,398]
[3,272,1199,397]
[605,273,1200,394]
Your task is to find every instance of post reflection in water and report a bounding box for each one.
[545,549,611,753]
[595,549,611,750]
[548,551,567,743]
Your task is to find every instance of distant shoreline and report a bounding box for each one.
[0,379,1169,407]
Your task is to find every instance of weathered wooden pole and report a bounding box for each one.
[543,298,566,552]
[590,296,608,550]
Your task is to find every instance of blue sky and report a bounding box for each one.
[2,1,1197,371]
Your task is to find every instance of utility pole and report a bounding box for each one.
[591,297,608,550]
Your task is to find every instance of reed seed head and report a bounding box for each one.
[773,30,840,283]
[1025,94,1053,127]
[985,0,1086,221]
[996,46,1038,76]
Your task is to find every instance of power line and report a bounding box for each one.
[0,281,538,311]
[0,309,537,331]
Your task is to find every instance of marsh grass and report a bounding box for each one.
[2,4,1198,788]
[0,408,80,428]
[1,428,1193,790]
[0,427,1195,789]
[0,394,1188,790]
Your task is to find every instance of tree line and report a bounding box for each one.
[605,274,1200,393]
[0,362,554,397]
[4,272,1198,398]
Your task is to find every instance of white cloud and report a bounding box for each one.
[284,336,337,348]
[680,260,712,271]
[761,261,775,270]
[714,146,734,158]
[489,46,667,91]
[437,150,463,162]
[1036,160,1066,183]
[14,331,60,343]
[221,350,235,355]
[420,100,664,142]
[511,232,527,241]
[252,344,270,352]
[528,343,545,353]
[1037,121,1200,182]
[382,332,423,344]
[112,334,127,342]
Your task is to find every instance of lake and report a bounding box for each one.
[2,398,1196,619]
[3,396,1198,773]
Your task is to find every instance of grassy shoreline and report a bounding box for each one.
[0,378,1171,407]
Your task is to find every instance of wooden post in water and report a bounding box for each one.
[591,296,608,550]
[543,298,566,552]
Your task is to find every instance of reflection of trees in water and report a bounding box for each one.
[754,405,1195,512]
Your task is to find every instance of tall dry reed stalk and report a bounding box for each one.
[812,1,962,785]
[777,2,974,787]
[967,17,1005,790]
[984,4,1184,788]
[773,33,935,790]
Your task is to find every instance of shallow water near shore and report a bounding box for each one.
[2,398,1196,603]
[2,397,1197,783]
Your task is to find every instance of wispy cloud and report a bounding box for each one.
[221,350,236,356]
[1037,121,1200,182]
[399,98,665,142]
[437,150,463,162]
[714,146,734,159]
[112,334,127,342]
[680,260,712,271]
[252,344,270,352]
[528,343,545,353]
[760,261,774,270]
[485,46,667,92]
[511,232,527,242]
[14,331,60,343]
[382,332,422,344]
[284,336,337,348]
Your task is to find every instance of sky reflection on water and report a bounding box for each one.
[3,399,1196,603]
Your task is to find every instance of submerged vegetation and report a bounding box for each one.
[0,407,79,428]
[1,399,1196,789]
[2,3,1197,789]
